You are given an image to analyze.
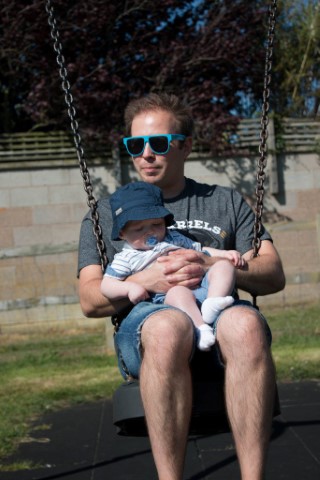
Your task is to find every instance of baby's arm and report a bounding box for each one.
[101,276,149,305]
[202,247,247,268]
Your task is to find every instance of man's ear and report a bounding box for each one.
[183,136,193,157]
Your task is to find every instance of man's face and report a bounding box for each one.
[130,110,192,198]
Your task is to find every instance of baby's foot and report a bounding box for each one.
[197,324,215,351]
[201,296,234,325]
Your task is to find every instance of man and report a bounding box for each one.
[78,92,285,480]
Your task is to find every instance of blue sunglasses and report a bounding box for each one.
[123,134,186,157]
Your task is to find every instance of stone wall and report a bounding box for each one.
[0,150,319,335]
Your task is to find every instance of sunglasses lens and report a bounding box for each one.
[149,136,169,154]
[127,137,144,156]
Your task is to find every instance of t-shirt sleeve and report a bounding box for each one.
[77,200,117,277]
[78,216,102,275]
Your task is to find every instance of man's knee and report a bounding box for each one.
[217,306,270,361]
[141,309,194,359]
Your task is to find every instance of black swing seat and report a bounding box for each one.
[113,378,281,437]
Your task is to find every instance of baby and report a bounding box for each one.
[101,182,246,351]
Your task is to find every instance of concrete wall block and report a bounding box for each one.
[270,229,297,247]
[305,255,320,272]
[33,204,74,225]
[69,167,86,185]
[35,251,78,267]
[0,189,11,208]
[35,269,77,298]
[0,227,14,249]
[272,191,298,215]
[0,207,32,227]
[31,169,71,186]
[10,257,38,299]
[285,153,318,172]
[10,186,49,207]
[313,170,320,188]
[13,225,57,247]
[0,171,32,188]
[297,190,320,213]
[71,203,89,223]
[69,167,116,195]
[284,171,314,191]
[13,223,80,247]
[297,229,319,249]
[49,184,86,205]
[280,249,304,267]
[90,166,115,184]
[0,265,16,300]
[48,223,81,244]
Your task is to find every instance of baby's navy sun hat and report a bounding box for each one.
[110,181,174,240]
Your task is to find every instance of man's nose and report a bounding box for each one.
[142,141,155,158]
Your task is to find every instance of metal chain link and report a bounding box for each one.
[252,0,277,258]
[252,0,277,307]
[45,0,107,271]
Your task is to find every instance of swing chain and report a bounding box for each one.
[252,0,277,259]
[45,0,108,271]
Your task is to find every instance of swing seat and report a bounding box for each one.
[113,378,281,436]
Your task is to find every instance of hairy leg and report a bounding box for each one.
[140,309,194,480]
[217,306,275,480]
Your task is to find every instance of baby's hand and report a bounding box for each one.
[223,250,246,268]
[209,249,246,268]
[128,284,150,304]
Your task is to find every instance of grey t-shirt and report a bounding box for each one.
[77,177,272,276]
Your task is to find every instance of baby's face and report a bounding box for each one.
[120,218,166,250]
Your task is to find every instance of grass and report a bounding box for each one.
[0,327,122,465]
[0,301,319,469]
[267,302,320,381]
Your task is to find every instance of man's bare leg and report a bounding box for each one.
[217,306,275,480]
[140,309,194,480]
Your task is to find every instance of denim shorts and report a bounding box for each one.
[113,300,272,380]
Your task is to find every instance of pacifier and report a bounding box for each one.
[145,236,158,247]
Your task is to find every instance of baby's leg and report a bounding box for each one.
[165,286,215,351]
[201,259,235,325]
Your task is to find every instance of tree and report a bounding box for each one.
[273,0,320,117]
[0,0,269,152]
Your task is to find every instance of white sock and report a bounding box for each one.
[197,324,215,351]
[201,296,234,325]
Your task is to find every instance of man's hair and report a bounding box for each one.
[124,92,194,137]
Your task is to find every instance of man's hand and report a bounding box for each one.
[157,249,207,288]
[129,249,207,294]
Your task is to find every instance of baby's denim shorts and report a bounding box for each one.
[150,273,209,305]
[113,300,272,380]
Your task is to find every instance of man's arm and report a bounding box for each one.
[236,240,286,296]
[79,265,130,318]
